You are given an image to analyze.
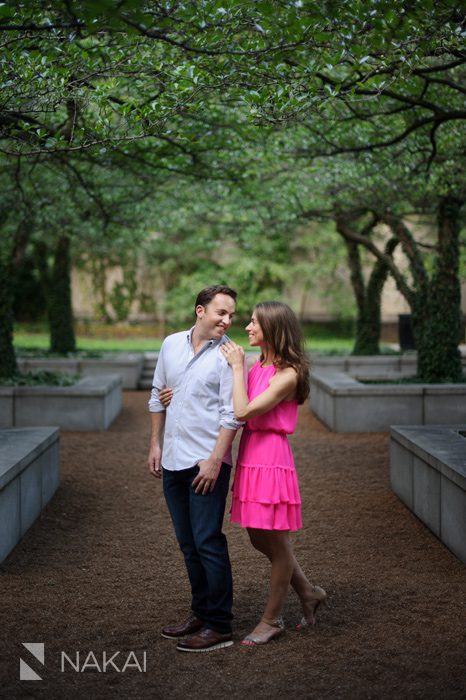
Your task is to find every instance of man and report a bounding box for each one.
[147,285,242,652]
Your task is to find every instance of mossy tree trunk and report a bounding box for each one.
[336,212,397,355]
[0,216,32,378]
[49,235,76,353]
[382,198,463,382]
[0,255,17,378]
[411,197,463,382]
[356,237,399,355]
[35,235,76,354]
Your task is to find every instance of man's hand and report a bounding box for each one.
[148,443,162,479]
[192,456,222,495]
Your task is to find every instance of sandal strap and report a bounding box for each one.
[261,616,285,629]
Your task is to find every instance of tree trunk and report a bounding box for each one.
[0,258,18,377]
[0,216,32,379]
[337,213,394,355]
[353,237,399,355]
[342,236,380,355]
[90,256,112,322]
[415,196,463,382]
[48,235,76,353]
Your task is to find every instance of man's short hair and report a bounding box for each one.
[194,285,237,315]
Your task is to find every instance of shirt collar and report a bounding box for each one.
[187,326,215,348]
[187,326,224,348]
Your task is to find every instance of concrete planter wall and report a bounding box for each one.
[310,353,466,376]
[390,425,466,564]
[17,352,144,389]
[0,374,122,431]
[0,427,59,562]
[311,354,417,377]
[311,370,466,432]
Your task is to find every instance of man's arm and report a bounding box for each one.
[147,344,167,479]
[192,352,243,495]
[192,426,237,495]
[148,411,166,479]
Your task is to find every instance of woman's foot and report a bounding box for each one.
[296,585,327,629]
[241,617,285,646]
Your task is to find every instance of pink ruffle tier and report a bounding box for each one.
[230,426,302,531]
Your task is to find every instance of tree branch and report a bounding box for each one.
[380,212,429,293]
[334,212,415,304]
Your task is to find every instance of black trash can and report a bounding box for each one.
[398,314,416,351]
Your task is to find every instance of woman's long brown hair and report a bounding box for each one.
[254,301,310,404]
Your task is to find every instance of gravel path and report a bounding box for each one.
[1,391,465,699]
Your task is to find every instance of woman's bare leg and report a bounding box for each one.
[248,528,326,630]
[244,528,293,643]
[291,558,327,625]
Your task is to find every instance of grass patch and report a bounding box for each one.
[13,320,395,355]
[15,328,354,354]
[14,332,357,354]
[14,334,163,353]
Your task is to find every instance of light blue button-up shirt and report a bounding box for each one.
[148,328,243,471]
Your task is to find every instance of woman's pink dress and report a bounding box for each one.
[230,360,302,531]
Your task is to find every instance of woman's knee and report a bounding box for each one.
[248,529,272,557]
[268,533,294,563]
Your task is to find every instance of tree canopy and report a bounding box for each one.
[0,1,465,380]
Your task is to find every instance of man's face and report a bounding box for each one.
[195,293,235,340]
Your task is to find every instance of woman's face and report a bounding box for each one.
[245,311,264,347]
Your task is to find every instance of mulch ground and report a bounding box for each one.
[1,391,465,700]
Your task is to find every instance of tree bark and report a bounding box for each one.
[414,196,463,382]
[354,237,399,355]
[48,235,76,353]
[0,257,18,377]
[0,216,32,378]
[336,212,395,355]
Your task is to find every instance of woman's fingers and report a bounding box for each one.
[221,341,244,365]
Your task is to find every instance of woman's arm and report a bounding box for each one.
[221,341,297,421]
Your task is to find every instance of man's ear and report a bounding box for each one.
[195,304,205,319]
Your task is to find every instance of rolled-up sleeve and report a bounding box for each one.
[148,344,167,413]
[218,356,245,431]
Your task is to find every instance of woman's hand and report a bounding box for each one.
[159,386,173,407]
[220,340,244,368]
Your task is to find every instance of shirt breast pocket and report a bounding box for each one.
[191,372,219,400]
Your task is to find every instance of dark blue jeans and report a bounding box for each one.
[162,463,233,634]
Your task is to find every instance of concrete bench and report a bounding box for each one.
[0,427,59,562]
[0,374,122,431]
[390,426,466,564]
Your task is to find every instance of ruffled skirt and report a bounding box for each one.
[230,429,302,531]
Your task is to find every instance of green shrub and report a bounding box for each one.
[0,370,80,386]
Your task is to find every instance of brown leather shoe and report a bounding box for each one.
[176,627,233,653]
[161,614,204,640]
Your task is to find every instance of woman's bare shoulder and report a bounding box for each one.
[271,366,297,384]
[276,365,297,376]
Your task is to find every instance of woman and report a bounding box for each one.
[219,301,327,646]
